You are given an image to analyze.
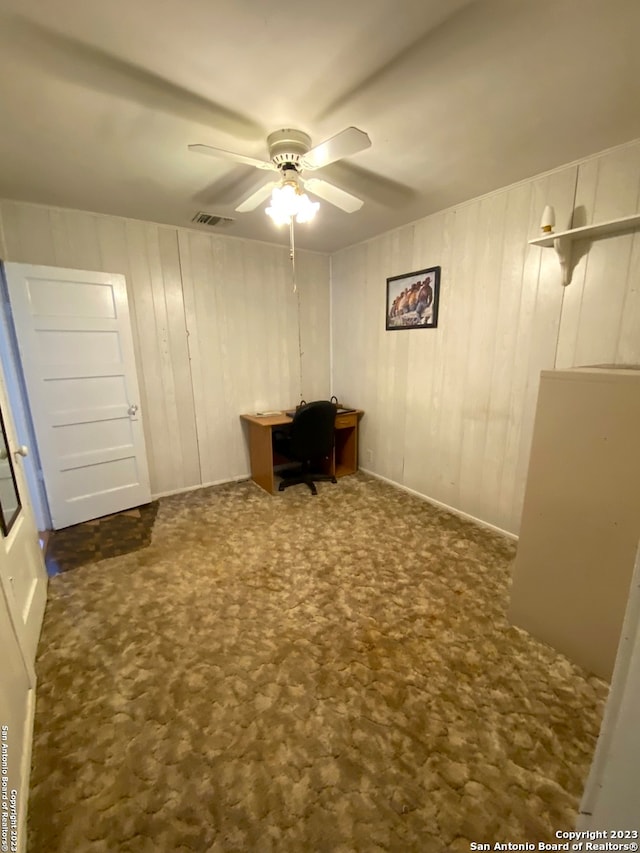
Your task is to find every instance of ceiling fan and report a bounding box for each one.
[188,127,371,220]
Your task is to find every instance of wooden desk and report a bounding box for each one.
[240,408,363,495]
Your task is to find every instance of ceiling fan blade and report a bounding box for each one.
[188,144,277,172]
[235,180,280,213]
[301,127,371,171]
[319,162,415,208]
[303,179,364,213]
[194,168,273,208]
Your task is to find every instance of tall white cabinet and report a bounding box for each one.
[508,367,640,681]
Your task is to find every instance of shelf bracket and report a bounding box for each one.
[529,211,640,286]
[553,236,572,286]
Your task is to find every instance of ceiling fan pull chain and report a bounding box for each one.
[289,217,296,293]
[290,217,304,401]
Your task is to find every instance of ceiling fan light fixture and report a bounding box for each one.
[294,193,320,224]
[265,182,319,226]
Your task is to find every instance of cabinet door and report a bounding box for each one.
[509,369,640,680]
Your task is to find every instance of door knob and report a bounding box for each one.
[14,445,29,458]
[128,404,139,417]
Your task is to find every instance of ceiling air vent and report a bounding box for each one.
[191,212,235,227]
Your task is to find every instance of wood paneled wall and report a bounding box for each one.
[331,140,640,535]
[0,203,330,496]
[178,230,329,485]
[0,139,637,530]
[557,143,640,368]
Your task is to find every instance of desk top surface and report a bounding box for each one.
[241,408,363,427]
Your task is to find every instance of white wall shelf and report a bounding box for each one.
[529,213,640,285]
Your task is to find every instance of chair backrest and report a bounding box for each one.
[288,400,337,463]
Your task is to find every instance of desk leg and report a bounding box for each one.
[247,422,275,494]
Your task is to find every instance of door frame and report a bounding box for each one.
[0,265,50,532]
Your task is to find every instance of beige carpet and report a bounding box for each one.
[28,474,608,852]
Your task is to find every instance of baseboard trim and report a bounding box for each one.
[152,470,519,541]
[151,475,249,500]
[359,468,518,541]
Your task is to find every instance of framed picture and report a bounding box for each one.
[386,266,440,330]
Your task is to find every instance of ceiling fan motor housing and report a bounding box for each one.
[267,129,312,170]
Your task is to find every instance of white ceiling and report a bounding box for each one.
[0,0,639,252]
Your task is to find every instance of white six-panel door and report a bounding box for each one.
[4,263,151,529]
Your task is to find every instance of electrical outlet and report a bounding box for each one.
[365,449,373,465]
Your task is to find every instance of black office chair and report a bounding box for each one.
[274,400,338,495]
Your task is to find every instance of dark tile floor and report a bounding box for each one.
[44,501,159,575]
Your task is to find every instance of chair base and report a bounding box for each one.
[278,470,337,495]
